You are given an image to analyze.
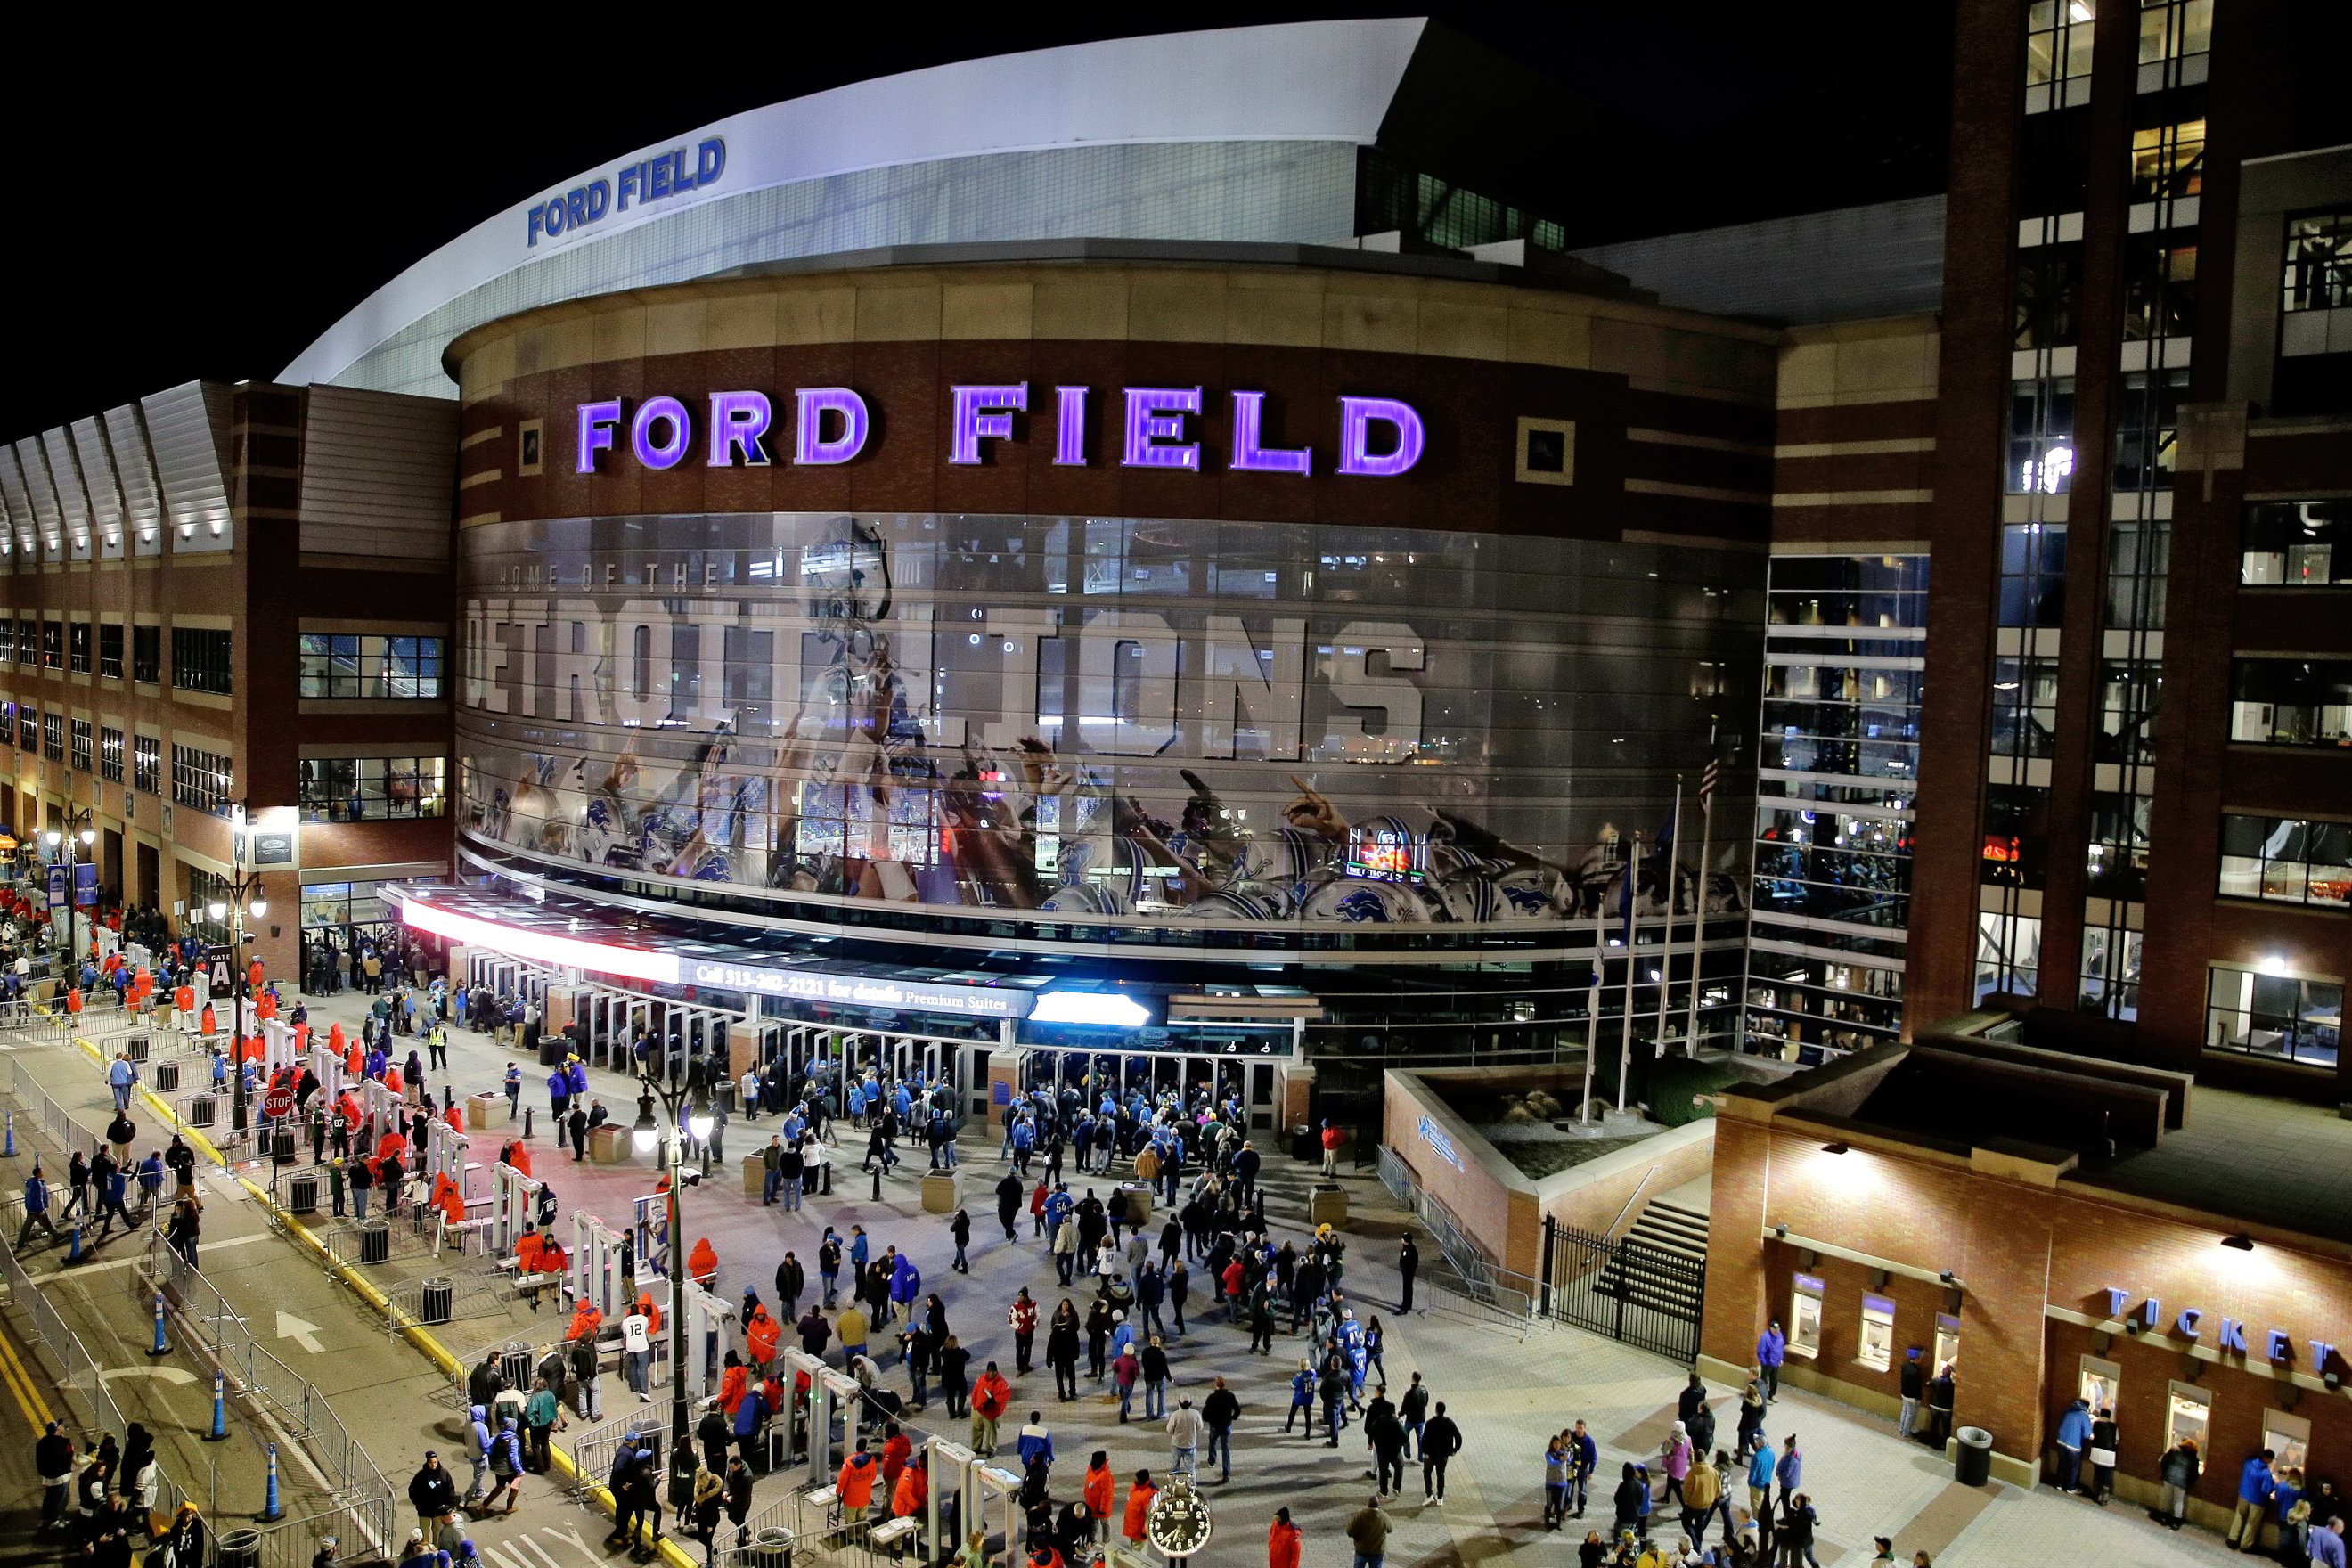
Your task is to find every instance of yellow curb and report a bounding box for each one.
[71,1031,689,1562]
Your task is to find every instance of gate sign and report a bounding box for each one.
[45,863,64,911]
[74,862,96,907]
[205,945,236,993]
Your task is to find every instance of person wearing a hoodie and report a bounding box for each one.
[462,1405,494,1505]
[481,1415,525,1514]
[2053,1397,2094,1494]
[1746,1441,1777,1521]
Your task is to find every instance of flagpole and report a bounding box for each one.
[1662,777,1683,1056]
[1686,724,1719,1058]
[1616,831,1641,1115]
[1582,893,1604,1126]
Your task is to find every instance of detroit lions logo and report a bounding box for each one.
[1332,888,1392,923]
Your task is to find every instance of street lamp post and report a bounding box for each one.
[43,807,95,990]
[632,1064,713,1510]
[208,869,268,1135]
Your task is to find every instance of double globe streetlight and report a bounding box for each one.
[207,870,267,1132]
[43,814,96,984]
[631,1064,714,1508]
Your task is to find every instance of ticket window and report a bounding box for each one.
[2166,1382,2213,1454]
[1934,1313,1961,1378]
[1857,1294,1896,1373]
[1788,1273,1825,1360]
[2079,1355,2121,1417]
[2264,1409,2311,1475]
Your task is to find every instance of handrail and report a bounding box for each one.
[1601,1163,1665,1242]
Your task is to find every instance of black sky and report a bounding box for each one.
[1,3,1951,440]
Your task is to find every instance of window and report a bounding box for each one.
[170,742,233,816]
[69,719,90,774]
[296,756,448,821]
[2012,245,2083,349]
[2106,519,2170,628]
[132,734,160,796]
[300,880,397,932]
[2129,118,2205,204]
[1858,1294,1896,1373]
[2138,0,2210,67]
[1976,911,2044,1001]
[2080,925,2144,1019]
[1999,524,2069,625]
[2218,814,2352,909]
[2095,660,2160,766]
[0,619,16,666]
[98,726,122,783]
[40,713,61,762]
[2019,110,2094,219]
[1788,1275,1825,1360]
[131,625,160,684]
[2166,1382,2212,1455]
[1991,657,2061,757]
[2007,379,2076,494]
[2242,501,2350,588]
[2080,1355,2121,1418]
[2113,369,2186,492]
[184,870,232,947]
[16,706,35,753]
[2085,793,2152,901]
[67,622,88,675]
[297,633,446,699]
[1934,1316,1961,1382]
[2285,209,2352,314]
[1983,786,2051,887]
[2208,966,2342,1066]
[2232,659,2352,747]
[171,627,233,695]
[2024,0,2095,108]
[2264,1410,2312,1476]
[97,623,122,681]
[14,618,32,668]
[0,701,12,750]
[40,620,61,670]
[2121,240,2197,341]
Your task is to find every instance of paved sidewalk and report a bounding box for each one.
[281,980,2244,1567]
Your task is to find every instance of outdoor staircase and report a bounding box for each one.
[1599,1196,1711,1324]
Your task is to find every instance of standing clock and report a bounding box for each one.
[1144,1472,1213,1559]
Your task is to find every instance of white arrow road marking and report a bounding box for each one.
[516,1536,570,1568]
[537,1523,598,1564]
[100,1366,197,1385]
[275,1311,325,1354]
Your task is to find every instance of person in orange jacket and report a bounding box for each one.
[1267,1506,1301,1568]
[443,1100,464,1133]
[174,982,195,1032]
[516,1227,557,1275]
[64,986,82,1016]
[1082,1452,1115,1543]
[383,1064,404,1098]
[879,1425,911,1490]
[745,1305,780,1371]
[633,1292,662,1336]
[432,1172,465,1229]
[837,1438,879,1514]
[256,991,278,1023]
[248,957,265,991]
[1122,1471,1157,1544]
[688,1237,718,1289]
[891,1451,928,1518]
[717,1352,750,1417]
[502,1141,534,1178]
[200,1002,217,1035]
[334,1092,363,1133]
[566,1301,603,1343]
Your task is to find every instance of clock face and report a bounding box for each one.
[1145,1482,1213,1556]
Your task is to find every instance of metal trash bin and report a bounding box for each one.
[188,1095,216,1128]
[152,1060,180,1093]
[538,1035,560,1067]
[127,1034,151,1064]
[288,1174,319,1215]
[359,1218,391,1264]
[270,1128,298,1166]
[421,1277,454,1326]
[1955,1425,1993,1487]
[1289,1123,1318,1162]
[216,1527,262,1568]
[744,1526,795,1568]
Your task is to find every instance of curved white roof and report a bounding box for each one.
[281,19,1428,389]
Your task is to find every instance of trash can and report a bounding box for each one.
[744,1526,795,1568]
[717,1081,737,1114]
[421,1277,454,1326]
[187,1095,216,1129]
[152,1060,180,1093]
[288,1173,319,1215]
[1115,1181,1153,1228]
[359,1217,391,1264]
[1289,1123,1318,1163]
[500,1343,535,1391]
[216,1527,263,1568]
[270,1128,298,1166]
[1308,1184,1348,1229]
[127,1034,151,1064]
[1955,1425,1993,1487]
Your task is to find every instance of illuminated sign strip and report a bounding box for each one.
[400,898,680,985]
[684,959,1030,1020]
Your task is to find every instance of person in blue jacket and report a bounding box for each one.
[2053,1397,2094,1493]
[1284,1360,1316,1433]
[2229,1447,2276,1552]
[16,1164,59,1247]
[1755,1320,1787,1401]
[1745,1441,1776,1518]
[1774,1435,1804,1513]
[547,1067,571,1124]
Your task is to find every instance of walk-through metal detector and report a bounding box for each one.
[1014,1041,1286,1129]
[781,1350,829,1482]
[358,1078,404,1146]
[970,1462,1021,1564]
[422,1115,475,1195]
[819,1364,864,1453]
[306,1041,345,1102]
[682,1279,732,1397]
[572,1212,631,1318]
[491,1164,542,1257]
[922,1438,974,1565]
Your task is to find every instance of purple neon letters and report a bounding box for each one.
[575,385,1424,476]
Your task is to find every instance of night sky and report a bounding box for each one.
[3,3,1950,440]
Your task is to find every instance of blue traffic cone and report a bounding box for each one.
[260,1441,283,1522]
[148,1292,169,1357]
[4,1110,13,1157]
[63,1223,83,1267]
[203,1370,228,1441]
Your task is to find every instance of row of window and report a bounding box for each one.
[296,757,448,821]
[298,634,445,700]
[2218,814,2352,911]
[0,625,453,699]
[6,619,159,682]
[2208,964,2341,1070]
[0,700,159,791]
[2230,659,2352,748]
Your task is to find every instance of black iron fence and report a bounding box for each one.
[1542,1215,1705,1366]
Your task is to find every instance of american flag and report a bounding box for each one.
[1698,756,1720,815]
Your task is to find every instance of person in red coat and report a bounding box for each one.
[1122,1472,1157,1544]
[1268,1507,1302,1568]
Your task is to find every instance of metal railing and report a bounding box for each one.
[1376,1146,1540,1332]
[250,1492,398,1568]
